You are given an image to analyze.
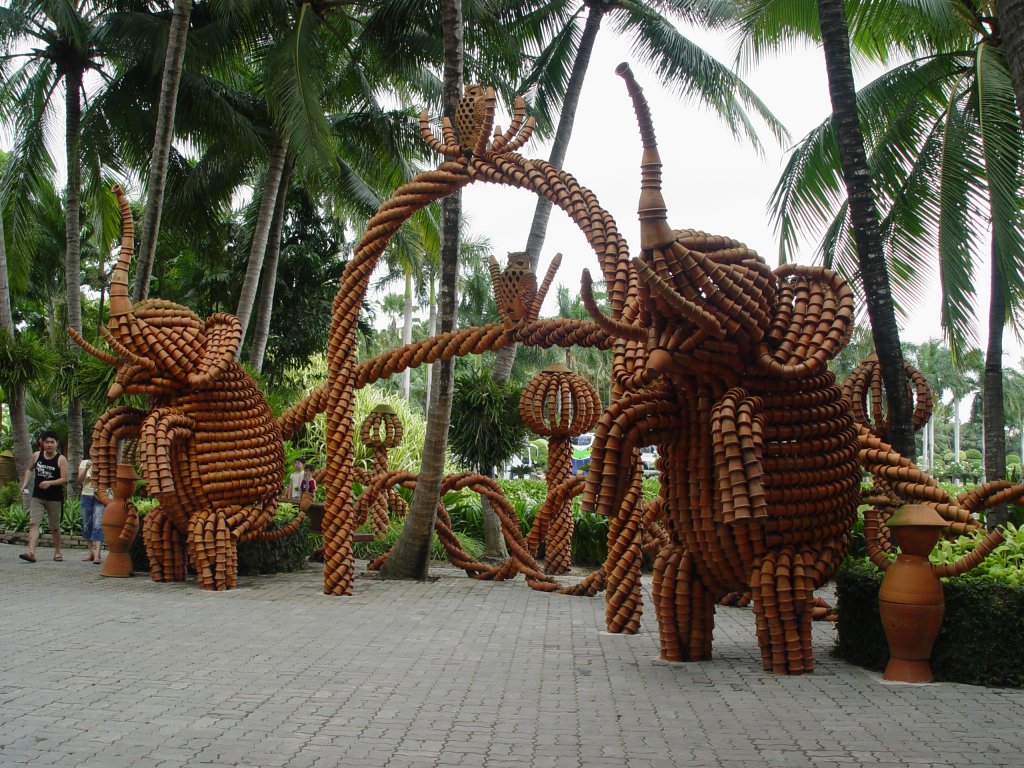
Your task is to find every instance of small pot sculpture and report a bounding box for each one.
[877,505,947,682]
[873,503,1004,682]
[100,463,139,578]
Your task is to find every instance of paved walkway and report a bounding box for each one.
[1,542,1022,768]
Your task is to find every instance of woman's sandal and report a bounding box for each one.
[18,552,35,563]
[53,553,63,562]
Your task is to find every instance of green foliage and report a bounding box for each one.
[835,559,1024,687]
[448,367,527,473]
[0,480,23,512]
[352,517,484,563]
[930,524,1024,584]
[0,504,28,532]
[294,379,444,474]
[235,504,313,575]
[0,330,57,393]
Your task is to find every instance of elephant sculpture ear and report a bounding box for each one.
[189,313,243,387]
[756,265,855,379]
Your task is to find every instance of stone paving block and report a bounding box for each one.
[3,543,1024,768]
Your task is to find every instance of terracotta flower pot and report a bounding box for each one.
[101,463,138,578]
[878,504,947,682]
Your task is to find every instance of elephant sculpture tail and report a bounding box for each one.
[252,497,307,542]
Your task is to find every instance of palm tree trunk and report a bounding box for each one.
[493,5,606,382]
[930,417,935,469]
[984,240,1009,527]
[248,158,293,372]
[0,207,31,479]
[133,0,192,302]
[953,396,962,464]
[65,67,84,492]
[401,268,414,400]
[236,133,289,342]
[816,0,915,459]
[424,278,436,410]
[997,0,1024,126]
[381,0,464,580]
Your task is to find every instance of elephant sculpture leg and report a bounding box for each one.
[188,507,238,591]
[604,464,646,634]
[143,505,187,582]
[750,547,816,674]
[652,547,715,662]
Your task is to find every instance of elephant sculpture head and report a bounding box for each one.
[70,186,243,401]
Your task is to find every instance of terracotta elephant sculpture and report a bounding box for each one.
[70,187,295,590]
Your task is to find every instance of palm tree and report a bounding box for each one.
[813,0,915,459]
[756,2,1024,493]
[490,0,788,380]
[132,0,192,302]
[739,0,1024,461]
[381,0,466,580]
[0,173,31,479]
[0,0,118,484]
[995,0,1024,122]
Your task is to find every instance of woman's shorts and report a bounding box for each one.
[80,494,104,542]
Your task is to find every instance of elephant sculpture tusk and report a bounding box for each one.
[580,269,647,342]
[67,326,118,366]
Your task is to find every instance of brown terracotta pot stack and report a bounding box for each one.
[71,187,298,592]
[357,405,406,536]
[520,364,601,574]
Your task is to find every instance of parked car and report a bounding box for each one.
[571,432,595,475]
[641,445,659,477]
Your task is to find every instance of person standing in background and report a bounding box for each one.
[78,458,102,563]
[287,459,305,500]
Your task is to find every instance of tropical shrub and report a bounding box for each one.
[351,517,484,562]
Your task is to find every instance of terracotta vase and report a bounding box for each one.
[101,463,138,578]
[878,504,947,682]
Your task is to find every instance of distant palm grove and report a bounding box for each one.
[2,0,1024,530]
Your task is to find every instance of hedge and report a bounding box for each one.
[130,502,312,577]
[834,559,1024,688]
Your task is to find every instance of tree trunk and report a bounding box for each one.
[493,5,606,382]
[401,268,414,400]
[424,278,436,411]
[984,240,1009,527]
[480,465,508,560]
[235,133,289,342]
[133,0,192,302]
[65,67,84,494]
[953,396,962,463]
[816,0,915,459]
[381,0,463,580]
[997,0,1024,128]
[248,158,293,372]
[0,205,31,479]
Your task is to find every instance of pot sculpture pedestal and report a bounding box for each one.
[878,504,947,682]
[100,463,139,578]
